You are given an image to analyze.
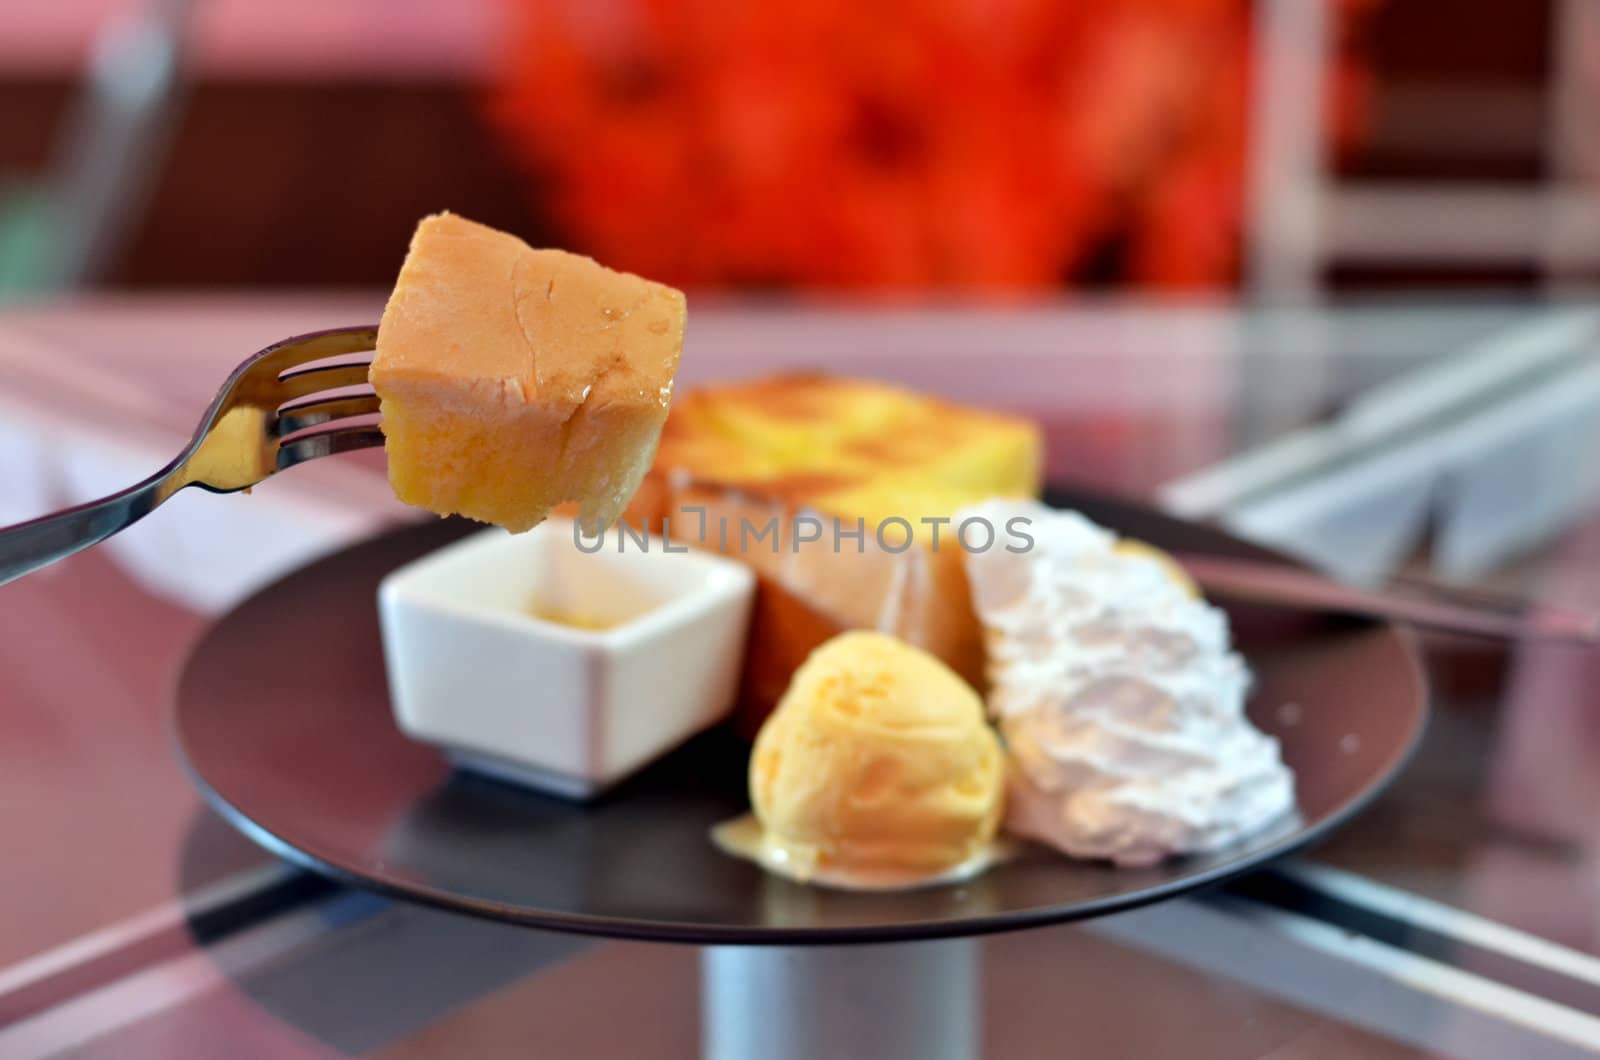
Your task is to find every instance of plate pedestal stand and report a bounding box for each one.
[701,937,980,1060]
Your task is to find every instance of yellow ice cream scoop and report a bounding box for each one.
[719,631,1005,890]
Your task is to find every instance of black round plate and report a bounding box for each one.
[172,488,1428,945]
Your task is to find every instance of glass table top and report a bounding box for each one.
[4,295,1600,1058]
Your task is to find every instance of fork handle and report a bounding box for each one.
[0,469,179,588]
[1179,554,1600,643]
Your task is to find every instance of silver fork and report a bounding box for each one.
[0,325,381,587]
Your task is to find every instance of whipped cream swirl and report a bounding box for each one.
[960,500,1295,867]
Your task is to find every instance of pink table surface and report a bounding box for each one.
[2,1,503,79]
[10,297,1600,1058]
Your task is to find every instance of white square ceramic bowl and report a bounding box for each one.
[377,518,755,799]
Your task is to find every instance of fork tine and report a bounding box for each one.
[249,326,378,377]
[276,421,385,469]
[275,362,374,401]
[275,390,381,436]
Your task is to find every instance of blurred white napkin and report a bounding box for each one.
[1161,309,1600,584]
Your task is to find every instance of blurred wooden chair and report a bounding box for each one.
[1247,0,1600,300]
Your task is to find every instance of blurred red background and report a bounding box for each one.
[1,0,1570,292]
[491,0,1377,292]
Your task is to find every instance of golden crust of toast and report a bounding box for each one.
[623,374,1043,730]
